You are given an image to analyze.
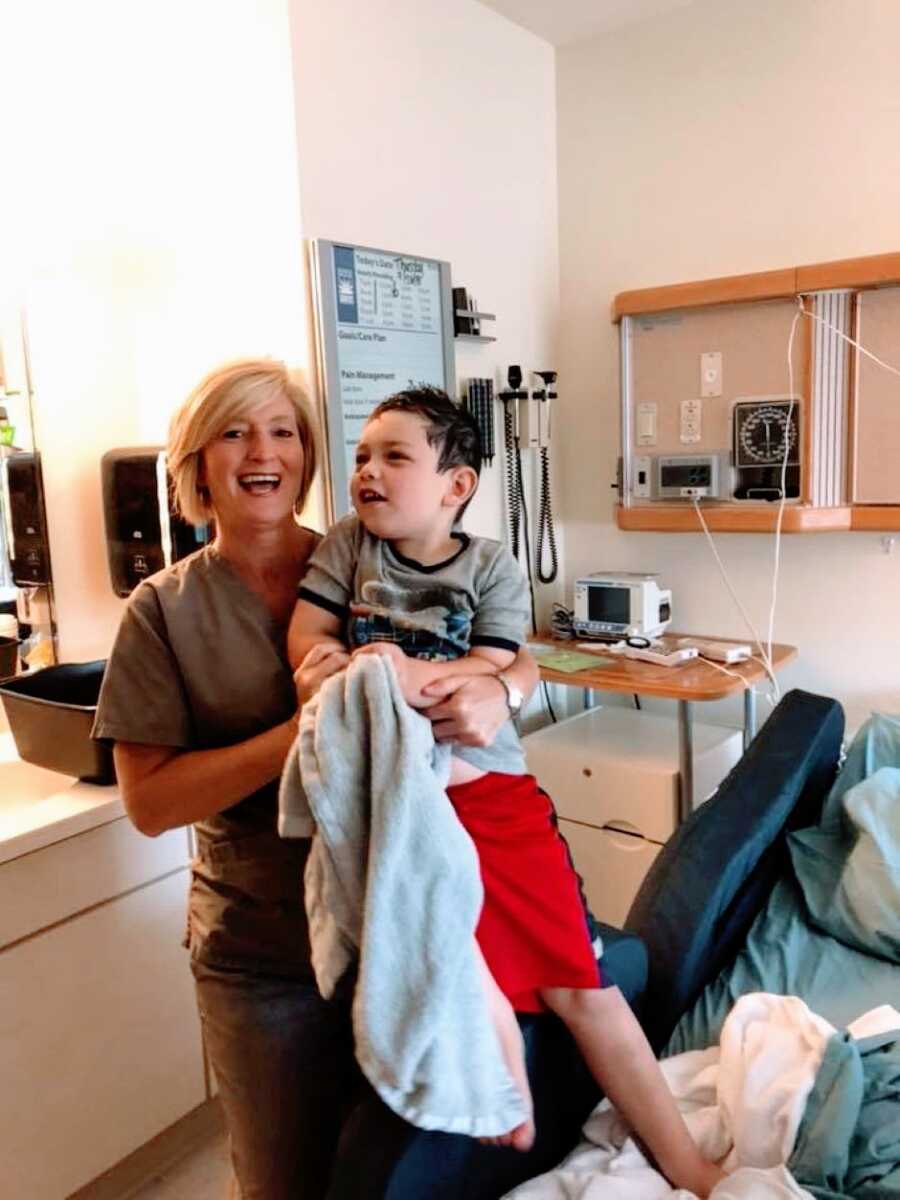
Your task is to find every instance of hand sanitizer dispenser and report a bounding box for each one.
[2,451,52,586]
[101,447,209,596]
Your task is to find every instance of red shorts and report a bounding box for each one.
[446,772,602,1013]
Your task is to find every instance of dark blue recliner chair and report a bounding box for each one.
[328,689,844,1200]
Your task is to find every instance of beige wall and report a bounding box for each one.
[4,0,562,661]
[287,0,561,572]
[556,0,900,731]
[5,0,308,661]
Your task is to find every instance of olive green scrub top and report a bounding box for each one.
[93,543,316,978]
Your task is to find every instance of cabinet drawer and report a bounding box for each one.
[0,818,191,948]
[525,709,678,843]
[0,869,206,1200]
[525,707,741,842]
[559,817,662,929]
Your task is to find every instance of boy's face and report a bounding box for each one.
[351,410,472,541]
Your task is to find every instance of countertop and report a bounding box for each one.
[0,732,124,865]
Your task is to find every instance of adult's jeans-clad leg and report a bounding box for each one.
[193,962,356,1200]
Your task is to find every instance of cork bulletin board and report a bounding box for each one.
[853,286,900,504]
[630,298,803,458]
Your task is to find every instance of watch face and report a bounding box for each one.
[498,674,523,714]
[734,401,799,466]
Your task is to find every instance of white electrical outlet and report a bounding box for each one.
[636,402,657,446]
[680,398,702,443]
[633,455,651,498]
[700,351,722,398]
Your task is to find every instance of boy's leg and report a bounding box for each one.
[473,943,535,1152]
[540,985,725,1198]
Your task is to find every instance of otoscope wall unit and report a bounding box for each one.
[613,250,900,533]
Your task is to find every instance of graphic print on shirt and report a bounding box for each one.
[349,580,472,661]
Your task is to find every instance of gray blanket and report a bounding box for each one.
[278,654,528,1137]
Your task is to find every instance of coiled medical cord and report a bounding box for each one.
[503,402,520,561]
[511,434,558,721]
[536,446,558,583]
[550,603,574,639]
[516,439,539,636]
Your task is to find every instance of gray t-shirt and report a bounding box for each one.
[298,514,528,775]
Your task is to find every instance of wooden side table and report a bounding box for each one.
[534,635,797,819]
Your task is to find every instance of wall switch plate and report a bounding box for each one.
[700,351,722,398]
[633,455,651,498]
[680,398,702,443]
[636,402,657,445]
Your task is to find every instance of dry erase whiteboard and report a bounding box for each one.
[309,239,456,518]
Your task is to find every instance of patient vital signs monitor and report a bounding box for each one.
[310,239,457,517]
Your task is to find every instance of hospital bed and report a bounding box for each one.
[328,689,899,1198]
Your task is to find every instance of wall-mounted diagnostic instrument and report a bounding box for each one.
[732,398,800,501]
[309,240,456,518]
[655,453,729,500]
[499,365,558,591]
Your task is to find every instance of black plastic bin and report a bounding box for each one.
[0,637,18,679]
[0,660,115,784]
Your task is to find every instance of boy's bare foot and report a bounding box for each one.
[479,1117,536,1152]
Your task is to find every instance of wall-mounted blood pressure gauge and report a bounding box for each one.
[732,398,800,501]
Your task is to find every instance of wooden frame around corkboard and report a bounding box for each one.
[612,251,900,532]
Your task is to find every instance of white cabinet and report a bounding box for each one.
[0,818,206,1200]
[525,706,742,925]
[559,818,662,929]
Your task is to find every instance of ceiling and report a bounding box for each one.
[477,0,697,47]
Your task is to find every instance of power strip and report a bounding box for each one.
[676,638,752,664]
[604,643,699,668]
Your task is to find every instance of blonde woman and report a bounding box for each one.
[93,359,538,1200]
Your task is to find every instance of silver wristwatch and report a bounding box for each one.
[496,671,524,718]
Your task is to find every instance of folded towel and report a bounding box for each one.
[278,654,528,1136]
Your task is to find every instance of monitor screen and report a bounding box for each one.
[587,585,630,625]
[660,462,712,488]
[310,240,456,518]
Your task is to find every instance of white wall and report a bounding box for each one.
[556,0,900,732]
[287,0,561,573]
[3,0,562,661]
[4,0,308,661]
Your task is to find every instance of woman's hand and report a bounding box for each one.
[420,674,509,746]
[293,642,350,708]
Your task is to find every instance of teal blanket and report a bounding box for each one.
[792,1030,900,1198]
[668,875,898,1051]
[667,713,900,1196]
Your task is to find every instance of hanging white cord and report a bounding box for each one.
[801,298,900,380]
[701,655,777,707]
[691,496,780,697]
[765,305,803,673]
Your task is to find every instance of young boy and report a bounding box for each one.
[287,389,724,1195]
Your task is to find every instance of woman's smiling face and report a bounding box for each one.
[199,396,305,530]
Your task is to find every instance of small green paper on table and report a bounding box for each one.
[529,645,615,673]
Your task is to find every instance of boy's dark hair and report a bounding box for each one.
[371,386,482,478]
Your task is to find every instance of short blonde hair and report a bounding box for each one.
[168,358,319,526]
